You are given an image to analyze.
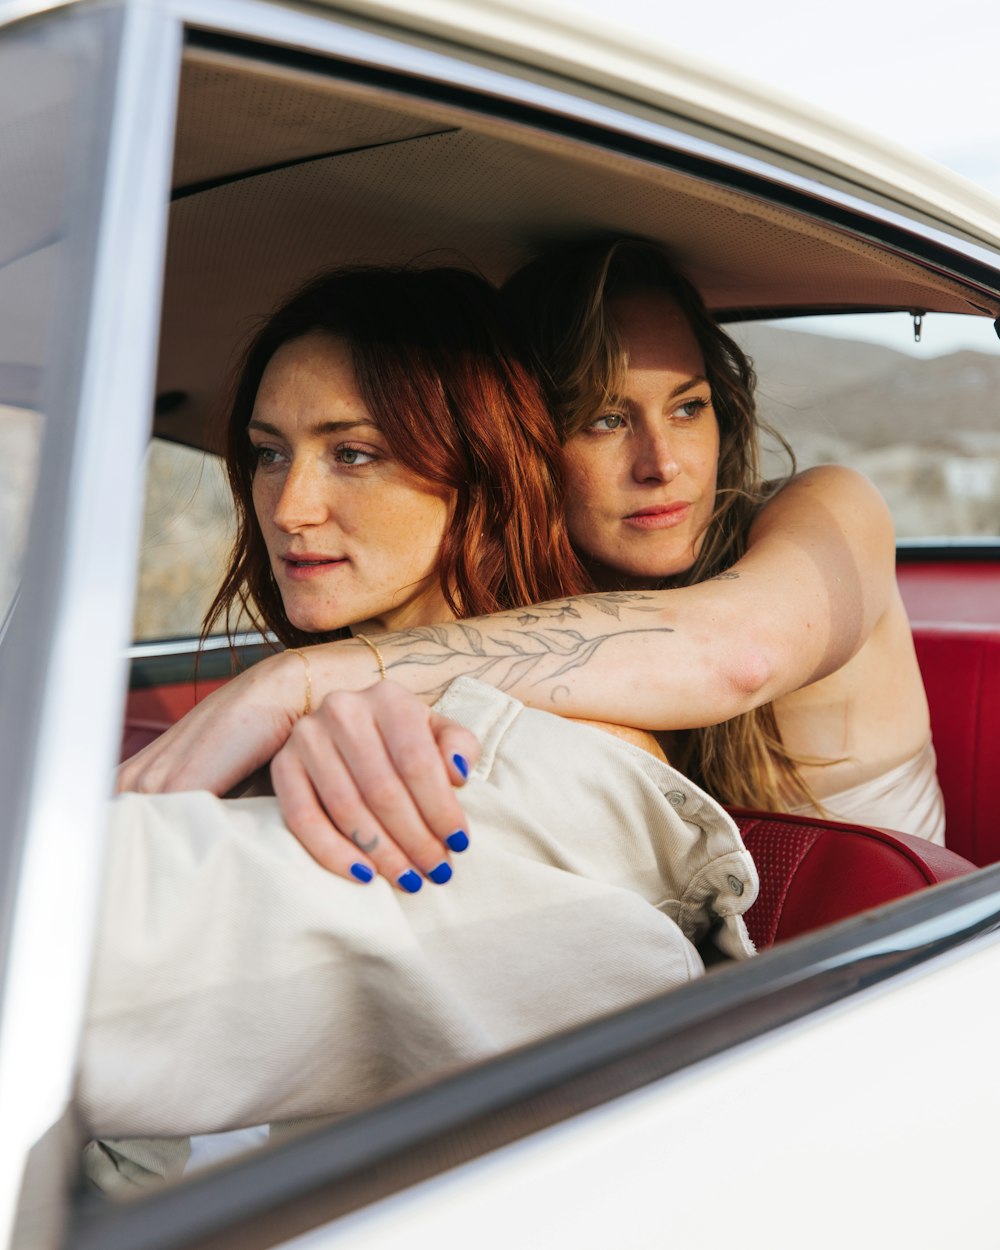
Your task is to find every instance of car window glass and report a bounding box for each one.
[0,27,86,627]
[0,404,42,625]
[729,311,1000,539]
[133,439,237,641]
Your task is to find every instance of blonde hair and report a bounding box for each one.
[503,237,823,811]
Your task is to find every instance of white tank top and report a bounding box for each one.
[788,738,945,846]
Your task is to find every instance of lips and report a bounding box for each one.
[623,503,691,529]
[281,553,348,578]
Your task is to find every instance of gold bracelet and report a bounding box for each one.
[356,633,387,681]
[287,648,312,716]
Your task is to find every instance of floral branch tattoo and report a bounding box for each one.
[376,591,672,702]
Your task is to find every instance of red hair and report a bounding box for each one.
[205,266,586,647]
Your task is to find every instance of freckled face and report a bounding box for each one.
[562,291,720,588]
[250,331,454,635]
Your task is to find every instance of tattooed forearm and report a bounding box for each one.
[513,591,662,623]
[373,594,674,702]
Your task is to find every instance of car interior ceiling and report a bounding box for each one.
[153,45,1000,456]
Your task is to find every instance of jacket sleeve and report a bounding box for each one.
[78,783,706,1141]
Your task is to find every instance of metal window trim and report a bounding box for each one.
[0,2,184,1243]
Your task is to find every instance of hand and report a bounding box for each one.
[269,680,481,892]
[118,652,301,796]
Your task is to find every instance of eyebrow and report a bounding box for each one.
[248,418,379,437]
[668,375,710,400]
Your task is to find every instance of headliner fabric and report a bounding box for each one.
[152,49,999,452]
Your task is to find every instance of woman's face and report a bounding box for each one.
[562,289,720,588]
[250,331,454,635]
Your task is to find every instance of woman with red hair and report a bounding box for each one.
[83,266,754,1192]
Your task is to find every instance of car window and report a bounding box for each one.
[133,438,236,641]
[729,311,1000,539]
[0,23,82,631]
[0,404,41,628]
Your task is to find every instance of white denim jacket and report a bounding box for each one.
[80,679,757,1190]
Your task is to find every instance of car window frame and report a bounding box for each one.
[0,3,182,1244]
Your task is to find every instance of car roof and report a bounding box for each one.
[112,0,1000,451]
[294,0,1000,251]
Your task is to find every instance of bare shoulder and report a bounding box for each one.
[762,464,890,510]
[751,465,894,550]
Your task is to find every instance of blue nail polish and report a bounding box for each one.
[452,753,469,780]
[428,861,453,885]
[446,830,469,853]
[350,863,374,883]
[398,869,423,894]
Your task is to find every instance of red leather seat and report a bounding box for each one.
[732,810,976,950]
[911,626,1000,866]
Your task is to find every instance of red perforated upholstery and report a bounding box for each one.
[732,810,975,950]
[911,626,1000,867]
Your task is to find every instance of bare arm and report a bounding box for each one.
[297,464,894,726]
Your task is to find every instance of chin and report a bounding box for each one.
[285,607,350,635]
[596,550,697,587]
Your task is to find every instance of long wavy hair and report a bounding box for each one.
[204,265,587,649]
[503,237,820,811]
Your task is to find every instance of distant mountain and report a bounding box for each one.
[724,322,1000,539]
[732,323,1000,452]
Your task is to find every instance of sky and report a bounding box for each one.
[571,0,1000,198]
[569,0,1000,358]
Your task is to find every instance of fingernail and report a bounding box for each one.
[397,869,423,894]
[446,829,469,853]
[427,861,453,885]
[350,863,374,884]
[452,753,469,780]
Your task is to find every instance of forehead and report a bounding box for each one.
[608,290,705,378]
[259,331,354,391]
[253,330,365,417]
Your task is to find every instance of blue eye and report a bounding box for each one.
[676,398,709,420]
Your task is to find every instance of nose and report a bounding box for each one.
[631,422,681,484]
[271,456,330,532]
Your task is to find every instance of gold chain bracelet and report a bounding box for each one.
[287,648,312,716]
[355,634,387,681]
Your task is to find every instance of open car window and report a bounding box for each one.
[731,311,1000,541]
[134,439,235,642]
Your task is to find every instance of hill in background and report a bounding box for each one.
[731,322,1000,537]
